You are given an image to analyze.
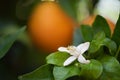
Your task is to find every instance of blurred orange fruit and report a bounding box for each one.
[81,15,115,34]
[27,1,75,53]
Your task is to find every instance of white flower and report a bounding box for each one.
[58,42,90,66]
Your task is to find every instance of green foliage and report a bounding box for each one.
[19,64,53,80]
[103,38,117,55]
[80,60,103,79]
[53,65,80,80]
[46,52,70,66]
[16,0,41,20]
[89,32,117,56]
[73,27,83,46]
[80,25,94,42]
[112,14,120,46]
[98,55,120,80]
[18,15,120,80]
[16,0,79,20]
[59,0,78,19]
[0,27,26,59]
[93,15,111,37]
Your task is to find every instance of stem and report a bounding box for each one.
[115,45,120,58]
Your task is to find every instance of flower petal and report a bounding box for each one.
[58,47,70,53]
[78,54,90,64]
[63,56,77,66]
[76,42,90,54]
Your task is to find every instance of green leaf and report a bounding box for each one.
[80,60,103,79]
[19,64,53,80]
[80,25,94,42]
[102,38,117,55]
[98,55,120,80]
[46,52,70,66]
[59,0,78,19]
[115,45,120,59]
[16,0,41,20]
[93,15,111,37]
[53,65,80,80]
[112,14,120,46]
[89,32,106,53]
[89,32,117,56]
[73,27,83,46]
[0,27,26,59]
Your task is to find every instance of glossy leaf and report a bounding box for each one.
[93,15,111,37]
[98,55,120,80]
[46,52,70,66]
[19,64,53,80]
[89,32,117,56]
[80,59,103,79]
[53,65,80,80]
[80,25,94,42]
[0,27,26,59]
[112,14,120,46]
[89,32,106,53]
[102,38,117,55]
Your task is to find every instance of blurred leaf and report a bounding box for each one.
[53,65,80,80]
[19,64,53,80]
[59,0,78,19]
[80,59,103,79]
[16,0,79,20]
[46,52,70,66]
[93,15,111,37]
[112,14,120,46]
[80,25,94,42]
[77,0,89,22]
[73,27,83,46]
[98,55,120,80]
[89,32,117,56]
[0,27,26,59]
[87,0,99,14]
[16,0,41,20]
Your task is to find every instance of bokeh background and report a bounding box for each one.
[0,0,120,80]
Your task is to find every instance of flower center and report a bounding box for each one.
[67,46,80,57]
